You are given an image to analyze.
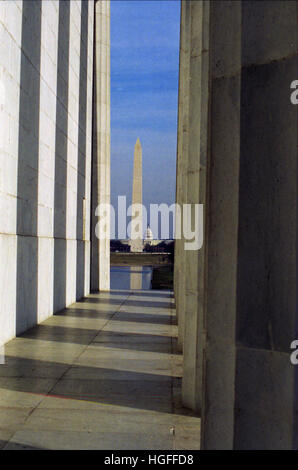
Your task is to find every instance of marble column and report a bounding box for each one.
[233,0,297,449]
[91,0,111,291]
[174,0,191,351]
[182,0,210,413]
[200,0,298,449]
[200,0,242,448]
[177,0,298,449]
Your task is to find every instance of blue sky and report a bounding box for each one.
[110,0,180,237]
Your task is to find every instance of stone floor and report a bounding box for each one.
[0,289,200,450]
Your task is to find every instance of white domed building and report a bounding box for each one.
[144,225,154,246]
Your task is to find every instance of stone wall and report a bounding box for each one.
[0,0,95,345]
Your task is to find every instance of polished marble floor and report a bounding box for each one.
[0,289,200,450]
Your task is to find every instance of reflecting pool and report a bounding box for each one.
[110,266,153,290]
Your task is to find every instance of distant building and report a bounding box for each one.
[144,225,154,246]
[111,236,174,254]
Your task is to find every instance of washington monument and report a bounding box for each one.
[130,138,143,252]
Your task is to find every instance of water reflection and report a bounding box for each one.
[110,266,152,290]
[130,266,142,290]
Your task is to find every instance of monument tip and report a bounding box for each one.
[135,137,141,148]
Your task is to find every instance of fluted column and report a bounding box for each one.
[91,0,110,291]
[182,0,210,413]
[174,0,191,351]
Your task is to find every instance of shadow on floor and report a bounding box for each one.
[3,441,45,450]
[16,324,179,353]
[79,298,172,310]
[0,356,187,415]
[109,289,172,297]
